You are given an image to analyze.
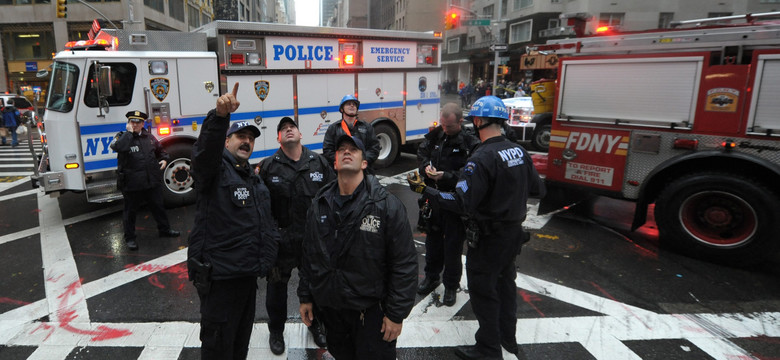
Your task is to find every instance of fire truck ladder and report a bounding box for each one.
[536,12,780,58]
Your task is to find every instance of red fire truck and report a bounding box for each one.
[533,13,780,265]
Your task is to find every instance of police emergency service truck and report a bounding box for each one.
[32,21,442,207]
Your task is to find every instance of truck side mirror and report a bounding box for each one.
[98,66,113,97]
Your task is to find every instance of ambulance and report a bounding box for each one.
[533,13,780,265]
[31,21,442,207]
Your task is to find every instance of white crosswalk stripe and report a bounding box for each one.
[0,168,776,360]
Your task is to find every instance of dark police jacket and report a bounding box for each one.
[417,126,480,192]
[297,175,417,324]
[187,110,279,281]
[258,146,334,258]
[322,118,380,167]
[425,136,545,270]
[111,127,169,192]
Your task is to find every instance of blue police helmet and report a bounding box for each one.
[339,94,360,112]
[465,95,509,122]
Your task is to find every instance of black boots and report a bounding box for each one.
[269,331,285,355]
[158,229,181,237]
[416,276,440,295]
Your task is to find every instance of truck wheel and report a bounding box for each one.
[531,113,552,152]
[373,123,399,169]
[654,172,780,266]
[162,143,196,208]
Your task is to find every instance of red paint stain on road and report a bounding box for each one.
[0,297,30,306]
[519,290,545,317]
[31,277,132,342]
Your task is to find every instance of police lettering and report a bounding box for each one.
[234,187,250,200]
[497,147,525,167]
[564,132,623,153]
[272,44,334,61]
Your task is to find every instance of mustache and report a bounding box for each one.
[239,143,251,151]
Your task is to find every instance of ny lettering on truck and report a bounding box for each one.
[84,136,116,157]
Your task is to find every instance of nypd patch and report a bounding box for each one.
[464,161,476,175]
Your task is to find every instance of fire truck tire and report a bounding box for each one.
[654,172,780,266]
[161,143,196,208]
[532,123,551,152]
[373,123,399,169]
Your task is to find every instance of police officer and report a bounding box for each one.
[187,83,280,360]
[322,94,381,169]
[407,96,545,360]
[298,134,417,360]
[111,110,180,251]
[257,116,333,354]
[415,102,480,306]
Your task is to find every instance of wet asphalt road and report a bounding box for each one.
[0,137,779,360]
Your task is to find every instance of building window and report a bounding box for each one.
[483,4,494,18]
[707,12,733,17]
[448,37,460,54]
[169,0,185,22]
[548,18,559,28]
[3,30,55,60]
[509,19,532,43]
[514,0,533,9]
[599,13,624,27]
[501,0,507,16]
[658,12,674,29]
[468,36,475,45]
[188,5,200,29]
[201,12,211,27]
[144,0,164,13]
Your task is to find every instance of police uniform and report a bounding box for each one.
[110,110,179,250]
[416,125,479,299]
[187,111,280,360]
[298,135,417,360]
[258,117,334,352]
[410,96,545,359]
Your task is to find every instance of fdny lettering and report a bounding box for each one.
[272,45,334,61]
[84,136,116,157]
[310,171,324,182]
[498,147,526,167]
[360,214,381,234]
[234,187,250,201]
[565,132,623,153]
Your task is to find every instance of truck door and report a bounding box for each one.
[226,74,295,159]
[77,59,143,174]
[296,73,354,151]
[406,71,440,143]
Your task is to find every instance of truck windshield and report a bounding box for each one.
[46,62,79,113]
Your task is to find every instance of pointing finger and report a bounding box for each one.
[231,82,239,97]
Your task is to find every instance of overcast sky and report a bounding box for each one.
[295,0,319,26]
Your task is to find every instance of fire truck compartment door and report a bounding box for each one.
[747,54,780,135]
[558,56,703,128]
[176,55,219,117]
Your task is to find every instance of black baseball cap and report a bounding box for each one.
[226,121,261,138]
[336,134,366,154]
[276,117,298,132]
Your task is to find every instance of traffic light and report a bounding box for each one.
[445,11,460,30]
[56,0,67,18]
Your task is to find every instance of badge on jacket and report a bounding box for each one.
[231,185,252,207]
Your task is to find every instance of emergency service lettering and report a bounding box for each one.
[84,136,116,157]
[369,46,410,63]
[272,45,334,61]
[565,162,614,187]
[565,132,622,153]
